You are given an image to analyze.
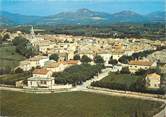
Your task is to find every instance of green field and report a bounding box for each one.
[100,72,141,87]
[91,72,147,93]
[1,91,164,117]
[0,44,25,69]
[0,72,31,85]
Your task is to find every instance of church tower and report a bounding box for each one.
[30,26,35,39]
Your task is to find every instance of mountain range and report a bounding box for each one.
[0,8,165,26]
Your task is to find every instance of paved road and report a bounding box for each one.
[71,68,111,91]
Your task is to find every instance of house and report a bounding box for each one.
[27,77,54,89]
[44,60,66,72]
[27,68,54,88]
[18,56,49,71]
[111,50,124,60]
[16,80,24,88]
[146,73,161,89]
[32,68,52,78]
[45,60,81,73]
[128,60,157,73]
[59,60,81,68]
[18,60,32,71]
[29,55,49,67]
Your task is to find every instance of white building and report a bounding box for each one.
[128,60,157,73]
[146,73,161,89]
[28,77,54,89]
[27,68,54,88]
[18,56,49,71]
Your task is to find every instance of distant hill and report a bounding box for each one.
[37,8,111,25]
[146,11,166,22]
[0,9,165,26]
[111,10,148,23]
[0,16,15,26]
[0,11,42,25]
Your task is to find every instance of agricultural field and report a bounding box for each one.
[0,44,25,69]
[100,72,140,87]
[0,72,31,85]
[1,91,164,117]
[91,72,143,91]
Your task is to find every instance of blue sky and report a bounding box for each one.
[0,0,165,16]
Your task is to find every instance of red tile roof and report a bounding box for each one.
[129,60,153,66]
[33,68,49,75]
[59,60,79,65]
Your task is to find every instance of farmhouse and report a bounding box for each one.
[27,68,54,88]
[128,60,157,73]
[145,73,161,89]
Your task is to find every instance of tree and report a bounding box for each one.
[73,54,80,60]
[130,77,146,92]
[0,35,3,44]
[54,64,104,85]
[94,55,104,64]
[3,33,10,41]
[80,55,92,63]
[135,69,147,76]
[12,36,28,46]
[118,55,129,64]
[108,58,118,65]
[49,54,59,61]
[120,67,130,74]
[12,36,38,58]
[15,67,23,73]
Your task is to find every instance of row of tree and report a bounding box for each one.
[53,64,105,85]
[49,53,106,64]
[118,46,166,64]
[74,54,105,64]
[12,36,38,58]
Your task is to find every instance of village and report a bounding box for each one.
[1,0,166,116]
[0,27,165,94]
[1,26,166,117]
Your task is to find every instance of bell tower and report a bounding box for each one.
[30,26,35,39]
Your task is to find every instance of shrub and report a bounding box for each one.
[49,54,59,61]
[81,55,92,63]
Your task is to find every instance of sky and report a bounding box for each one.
[0,0,165,16]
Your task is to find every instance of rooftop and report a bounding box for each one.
[146,73,160,79]
[33,68,49,75]
[129,60,153,66]
[59,60,79,65]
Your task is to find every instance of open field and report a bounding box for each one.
[0,44,25,69]
[1,90,164,117]
[99,72,141,87]
[91,72,142,89]
[0,72,31,85]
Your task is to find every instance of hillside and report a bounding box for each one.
[0,9,165,25]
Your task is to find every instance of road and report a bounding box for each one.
[71,68,111,91]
